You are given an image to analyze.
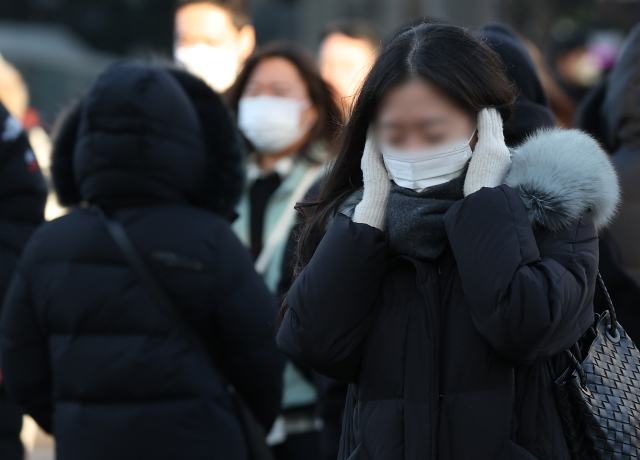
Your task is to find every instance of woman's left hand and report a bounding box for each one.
[463,108,511,196]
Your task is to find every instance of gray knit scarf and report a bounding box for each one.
[386,172,466,261]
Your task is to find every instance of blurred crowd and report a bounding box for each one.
[0,0,638,459]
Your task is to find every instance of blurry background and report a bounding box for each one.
[0,0,639,126]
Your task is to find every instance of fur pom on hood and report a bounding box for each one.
[504,128,620,232]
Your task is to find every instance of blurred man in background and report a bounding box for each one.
[318,19,381,115]
[174,0,256,93]
[0,56,28,124]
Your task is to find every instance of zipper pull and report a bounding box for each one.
[438,265,441,275]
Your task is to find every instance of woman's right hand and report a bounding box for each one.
[353,127,391,230]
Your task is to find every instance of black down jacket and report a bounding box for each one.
[277,128,620,460]
[0,63,284,460]
[0,103,47,460]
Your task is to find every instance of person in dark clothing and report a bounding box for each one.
[0,62,284,460]
[574,25,640,343]
[276,23,621,460]
[477,24,557,147]
[0,104,47,460]
[590,24,640,285]
[276,23,567,460]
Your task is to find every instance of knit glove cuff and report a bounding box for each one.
[353,128,391,230]
[463,108,512,197]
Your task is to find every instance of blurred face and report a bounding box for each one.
[376,78,476,150]
[319,33,376,110]
[242,57,318,129]
[174,3,255,92]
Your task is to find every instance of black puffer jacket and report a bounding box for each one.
[0,63,284,460]
[0,103,47,460]
[277,128,620,460]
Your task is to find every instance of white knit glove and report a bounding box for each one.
[353,127,391,230]
[463,108,512,196]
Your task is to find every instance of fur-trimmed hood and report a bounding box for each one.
[50,62,245,220]
[505,128,620,232]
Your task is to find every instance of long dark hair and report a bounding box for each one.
[280,22,516,321]
[226,41,343,160]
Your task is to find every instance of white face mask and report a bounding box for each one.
[174,43,239,93]
[381,129,476,192]
[238,96,311,154]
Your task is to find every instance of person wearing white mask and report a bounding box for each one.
[276,23,620,460]
[227,41,342,460]
[174,0,255,93]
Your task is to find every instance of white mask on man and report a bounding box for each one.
[238,96,311,154]
[381,129,476,192]
[174,43,239,93]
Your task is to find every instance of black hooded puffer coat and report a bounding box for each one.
[277,128,620,460]
[0,103,47,460]
[0,63,284,460]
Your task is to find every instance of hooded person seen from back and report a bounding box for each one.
[0,62,284,460]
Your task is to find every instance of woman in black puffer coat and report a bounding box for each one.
[276,23,620,460]
[0,62,285,460]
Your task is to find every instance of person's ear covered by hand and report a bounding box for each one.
[353,126,392,230]
[463,108,511,196]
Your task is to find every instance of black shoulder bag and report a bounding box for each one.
[93,207,275,460]
[548,272,640,459]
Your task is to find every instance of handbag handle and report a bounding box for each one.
[596,271,618,335]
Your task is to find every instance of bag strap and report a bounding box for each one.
[92,206,212,361]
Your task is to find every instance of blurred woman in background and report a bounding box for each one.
[227,41,342,460]
[227,41,341,293]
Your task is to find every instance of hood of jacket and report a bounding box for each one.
[51,62,245,220]
[478,24,556,147]
[599,23,640,153]
[504,128,620,232]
